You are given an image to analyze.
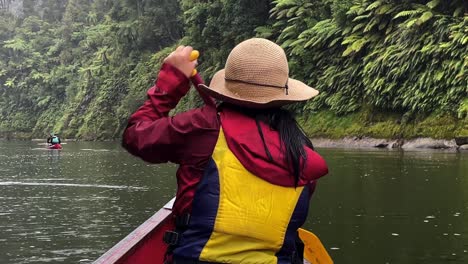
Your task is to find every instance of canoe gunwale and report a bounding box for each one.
[93,198,175,264]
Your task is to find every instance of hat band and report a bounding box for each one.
[224,78,289,95]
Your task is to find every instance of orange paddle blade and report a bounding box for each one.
[298,228,333,264]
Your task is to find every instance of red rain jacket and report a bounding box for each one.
[122,63,328,216]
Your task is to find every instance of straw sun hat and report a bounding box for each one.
[198,38,319,108]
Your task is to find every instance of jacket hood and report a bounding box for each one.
[219,107,328,187]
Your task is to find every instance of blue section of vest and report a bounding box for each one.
[51,137,59,144]
[173,158,220,259]
[276,186,311,263]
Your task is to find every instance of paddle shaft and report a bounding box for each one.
[189,50,215,107]
[190,74,215,107]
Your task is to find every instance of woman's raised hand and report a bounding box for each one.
[164,45,198,78]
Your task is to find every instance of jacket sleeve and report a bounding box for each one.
[122,63,204,164]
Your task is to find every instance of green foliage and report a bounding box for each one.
[0,0,183,139]
[459,99,468,119]
[0,0,466,140]
[180,0,271,79]
[265,0,467,117]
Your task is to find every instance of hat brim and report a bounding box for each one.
[198,69,319,108]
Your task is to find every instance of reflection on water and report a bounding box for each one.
[0,141,177,264]
[305,148,468,264]
[0,142,466,263]
[0,182,145,189]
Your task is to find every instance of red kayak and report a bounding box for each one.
[47,144,62,150]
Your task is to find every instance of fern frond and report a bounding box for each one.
[375,4,394,15]
[394,10,423,19]
[366,1,383,11]
[426,0,441,9]
[417,11,434,25]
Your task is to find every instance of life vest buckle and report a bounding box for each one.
[163,231,179,246]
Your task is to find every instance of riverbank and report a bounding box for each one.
[2,110,467,150]
[312,137,468,150]
[300,110,468,150]
[300,110,468,139]
[22,137,468,151]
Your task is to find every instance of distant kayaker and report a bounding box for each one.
[47,133,61,146]
[122,38,329,263]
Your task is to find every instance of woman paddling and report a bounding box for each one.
[122,38,328,264]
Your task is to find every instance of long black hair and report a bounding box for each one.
[224,104,314,186]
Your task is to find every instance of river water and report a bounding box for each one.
[0,141,466,263]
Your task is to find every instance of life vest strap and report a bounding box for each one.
[175,214,191,229]
[163,231,179,246]
[163,213,192,263]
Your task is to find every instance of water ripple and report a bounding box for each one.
[0,181,145,190]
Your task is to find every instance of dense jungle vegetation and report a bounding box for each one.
[0,0,466,140]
